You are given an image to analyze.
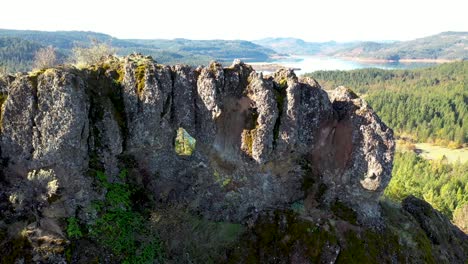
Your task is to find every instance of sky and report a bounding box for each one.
[1,0,467,42]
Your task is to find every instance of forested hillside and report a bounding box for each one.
[330,31,468,60]
[252,37,356,55]
[0,29,277,72]
[307,61,468,231]
[308,61,467,146]
[0,37,44,72]
[386,152,467,220]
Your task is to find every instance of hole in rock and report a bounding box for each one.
[175,127,196,156]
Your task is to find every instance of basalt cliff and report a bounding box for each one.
[0,54,466,263]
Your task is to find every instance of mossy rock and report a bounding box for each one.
[331,201,358,225]
[135,64,147,95]
[227,210,339,263]
[27,69,46,91]
[0,234,33,264]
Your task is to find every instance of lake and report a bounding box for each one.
[251,56,438,75]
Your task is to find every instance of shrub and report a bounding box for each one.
[66,217,82,239]
[33,46,57,70]
[87,170,165,263]
[71,39,116,67]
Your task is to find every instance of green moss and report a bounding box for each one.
[278,78,287,89]
[213,169,233,188]
[222,178,231,187]
[242,129,257,156]
[28,69,46,91]
[241,107,259,157]
[412,229,436,263]
[229,210,338,263]
[0,234,33,264]
[336,228,405,263]
[67,217,83,239]
[101,63,111,71]
[331,201,358,225]
[0,93,7,107]
[86,170,165,263]
[380,199,436,263]
[65,247,72,263]
[336,231,369,263]
[135,64,146,96]
[116,67,125,85]
[0,93,7,131]
[153,209,244,263]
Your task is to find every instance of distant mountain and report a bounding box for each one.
[122,38,277,64]
[252,37,356,55]
[329,32,468,61]
[0,29,278,72]
[0,29,125,49]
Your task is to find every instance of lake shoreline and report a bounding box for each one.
[337,56,457,64]
[248,55,443,74]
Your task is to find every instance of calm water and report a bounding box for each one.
[260,56,437,75]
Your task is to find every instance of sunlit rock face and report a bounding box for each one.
[0,54,394,226]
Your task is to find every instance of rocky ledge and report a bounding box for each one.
[0,54,465,263]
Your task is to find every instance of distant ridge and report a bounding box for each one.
[253,32,468,61]
[329,31,468,61]
[252,37,355,55]
[0,28,278,72]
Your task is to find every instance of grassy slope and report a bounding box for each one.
[414,143,468,163]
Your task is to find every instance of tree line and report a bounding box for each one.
[307,62,467,147]
[306,62,468,231]
[385,152,467,227]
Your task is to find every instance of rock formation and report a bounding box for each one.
[0,54,465,263]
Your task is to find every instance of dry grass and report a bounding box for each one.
[414,143,468,163]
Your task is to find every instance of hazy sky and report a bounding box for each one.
[1,0,467,41]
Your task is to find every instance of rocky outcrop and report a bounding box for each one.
[227,197,468,264]
[402,195,468,263]
[5,54,461,263]
[0,55,393,222]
